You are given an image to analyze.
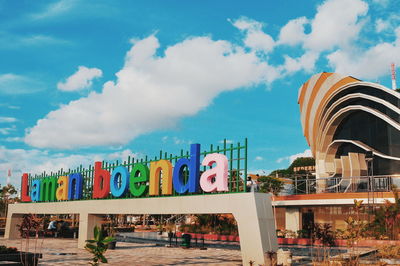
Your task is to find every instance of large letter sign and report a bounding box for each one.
[68,173,83,200]
[110,166,129,197]
[31,180,41,202]
[56,176,69,201]
[93,162,110,199]
[19,142,236,202]
[173,144,200,194]
[130,163,149,197]
[149,160,173,196]
[200,154,229,192]
[21,173,31,202]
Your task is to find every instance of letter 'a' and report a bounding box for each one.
[200,153,229,192]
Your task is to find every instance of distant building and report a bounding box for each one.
[273,72,400,234]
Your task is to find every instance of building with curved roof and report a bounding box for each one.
[298,72,400,184]
[270,73,400,235]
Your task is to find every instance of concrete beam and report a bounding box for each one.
[5,193,277,266]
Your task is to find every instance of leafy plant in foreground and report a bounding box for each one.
[85,225,115,266]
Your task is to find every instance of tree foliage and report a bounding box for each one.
[0,184,18,216]
[268,157,315,177]
[288,157,315,171]
[258,176,284,195]
[366,186,400,240]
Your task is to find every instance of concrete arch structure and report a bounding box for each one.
[5,193,277,266]
[298,72,400,180]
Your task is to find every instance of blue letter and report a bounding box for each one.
[173,144,200,194]
[31,179,41,202]
[110,166,129,197]
[68,173,83,200]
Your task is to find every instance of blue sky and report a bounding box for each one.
[0,0,400,188]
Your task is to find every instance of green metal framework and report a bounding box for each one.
[27,139,248,201]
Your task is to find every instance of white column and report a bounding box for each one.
[4,213,23,239]
[234,193,278,265]
[78,213,103,248]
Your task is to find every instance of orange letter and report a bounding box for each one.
[56,176,69,201]
[149,160,173,196]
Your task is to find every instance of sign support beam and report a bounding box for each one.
[5,193,277,266]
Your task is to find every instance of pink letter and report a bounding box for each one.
[200,153,228,192]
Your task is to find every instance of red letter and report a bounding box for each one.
[21,173,31,202]
[93,161,110,199]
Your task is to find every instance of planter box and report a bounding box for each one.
[380,258,400,265]
[0,252,42,266]
[176,232,240,242]
[277,238,400,247]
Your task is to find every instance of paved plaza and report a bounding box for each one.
[0,238,242,265]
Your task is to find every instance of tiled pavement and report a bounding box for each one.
[0,238,242,265]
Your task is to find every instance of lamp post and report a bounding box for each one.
[365,150,374,220]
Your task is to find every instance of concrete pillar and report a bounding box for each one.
[78,213,103,248]
[4,213,23,239]
[285,207,300,232]
[234,193,278,266]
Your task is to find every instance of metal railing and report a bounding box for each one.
[284,175,400,195]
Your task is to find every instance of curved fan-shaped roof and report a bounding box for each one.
[298,72,400,178]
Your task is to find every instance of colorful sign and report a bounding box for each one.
[21,143,242,203]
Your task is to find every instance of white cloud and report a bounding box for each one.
[0,31,70,49]
[283,51,319,74]
[327,27,400,79]
[219,139,234,144]
[0,146,140,188]
[371,0,390,7]
[3,137,23,142]
[0,125,16,135]
[278,17,309,46]
[255,156,264,161]
[0,74,44,94]
[232,17,275,53]
[375,18,390,33]
[57,66,103,92]
[173,137,192,145]
[276,0,369,75]
[160,136,192,145]
[0,117,17,123]
[25,34,280,149]
[305,0,368,51]
[22,0,400,149]
[278,0,368,52]
[0,104,20,110]
[31,0,76,20]
[277,149,312,164]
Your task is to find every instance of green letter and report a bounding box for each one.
[130,163,149,197]
[40,177,57,202]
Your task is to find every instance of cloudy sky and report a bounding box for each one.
[0,0,399,188]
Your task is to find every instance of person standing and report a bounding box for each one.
[47,220,57,237]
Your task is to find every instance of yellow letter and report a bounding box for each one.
[56,176,69,201]
[149,160,173,196]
